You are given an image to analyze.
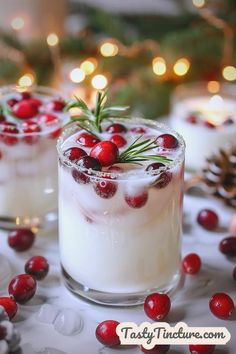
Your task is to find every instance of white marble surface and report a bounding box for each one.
[0,194,235,354]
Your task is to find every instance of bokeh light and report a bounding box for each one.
[222,66,236,81]
[47,33,59,47]
[192,0,205,8]
[173,58,190,76]
[100,42,119,57]
[18,73,34,87]
[207,81,220,94]
[152,57,167,76]
[69,68,85,83]
[11,17,25,31]
[91,74,108,89]
[80,58,97,75]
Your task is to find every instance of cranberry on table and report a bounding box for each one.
[8,228,35,252]
[110,134,127,148]
[189,344,215,354]
[156,134,178,149]
[125,191,148,209]
[45,99,65,112]
[72,156,101,184]
[96,320,120,347]
[182,253,202,275]
[186,115,198,124]
[140,345,170,353]
[77,132,100,148]
[106,123,127,134]
[0,297,18,320]
[93,179,117,199]
[144,293,171,321]
[7,98,18,107]
[25,256,49,280]
[8,274,37,304]
[22,120,41,145]
[63,147,87,162]
[12,99,38,119]
[0,122,18,146]
[219,236,236,257]
[90,141,119,167]
[209,292,234,319]
[197,209,219,231]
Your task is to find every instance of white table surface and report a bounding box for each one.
[0,193,235,354]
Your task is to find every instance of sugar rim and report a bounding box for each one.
[57,118,185,180]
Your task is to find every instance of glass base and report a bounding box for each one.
[61,266,183,307]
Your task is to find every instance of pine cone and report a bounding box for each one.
[0,307,21,354]
[201,146,236,208]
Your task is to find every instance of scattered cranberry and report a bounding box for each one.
[189,344,215,354]
[96,320,120,347]
[182,253,202,274]
[140,345,170,354]
[110,134,127,148]
[20,92,31,100]
[77,132,100,148]
[72,156,101,184]
[204,121,216,129]
[125,191,148,209]
[93,179,117,199]
[223,117,234,125]
[0,297,18,320]
[219,236,236,257]
[209,292,234,319]
[90,141,119,167]
[45,99,65,112]
[156,134,178,149]
[64,147,87,161]
[8,228,35,252]
[7,98,18,107]
[146,163,172,189]
[197,209,219,231]
[0,122,18,145]
[144,293,171,321]
[130,127,146,134]
[22,120,41,144]
[25,256,49,280]
[233,266,236,281]
[106,123,127,134]
[8,274,37,304]
[12,100,38,119]
[186,115,198,124]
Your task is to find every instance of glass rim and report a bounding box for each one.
[57,118,185,180]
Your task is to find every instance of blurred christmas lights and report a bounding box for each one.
[80,58,97,75]
[100,42,119,57]
[192,0,205,8]
[11,17,25,31]
[69,68,85,83]
[91,74,108,89]
[47,33,59,47]
[18,73,34,87]
[152,57,167,76]
[222,66,236,81]
[207,81,220,93]
[173,58,190,76]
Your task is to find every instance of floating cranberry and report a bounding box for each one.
[20,92,31,100]
[130,126,146,134]
[189,344,215,354]
[0,122,19,145]
[110,134,127,148]
[93,179,117,199]
[144,293,171,321]
[197,209,219,231]
[77,132,100,148]
[8,228,35,252]
[22,120,41,145]
[219,237,236,257]
[182,253,202,274]
[140,345,170,354]
[233,266,236,281]
[72,156,101,184]
[106,123,127,134]
[45,99,65,112]
[204,121,216,129]
[7,98,18,107]
[146,163,172,189]
[64,147,87,162]
[12,99,38,119]
[209,293,234,319]
[90,141,119,167]
[156,134,178,149]
[8,274,37,304]
[25,256,49,280]
[0,297,18,320]
[125,191,148,209]
[186,115,198,124]
[96,320,120,347]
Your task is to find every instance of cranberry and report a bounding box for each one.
[12,99,38,119]
[223,117,234,125]
[219,236,236,256]
[189,344,215,354]
[8,274,37,304]
[45,99,65,112]
[156,134,178,149]
[233,265,236,281]
[140,345,170,354]
[93,179,117,199]
[182,253,202,274]
[186,115,198,124]
[25,256,49,280]
[125,191,148,209]
[204,121,216,129]
[144,293,171,321]
[0,297,18,320]
[38,113,58,125]
[77,132,100,148]
[146,163,172,189]
[95,320,120,347]
[64,147,87,161]
[28,98,42,107]
[197,209,219,231]
[0,122,19,145]
[130,127,146,134]
[90,141,119,167]
[7,98,18,107]
[8,228,35,252]
[106,123,127,134]
[209,292,234,319]
[110,134,127,148]
[20,92,31,100]
[22,120,41,144]
[72,156,101,184]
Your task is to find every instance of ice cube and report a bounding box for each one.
[37,348,67,354]
[21,343,36,354]
[0,340,8,354]
[53,309,83,336]
[36,304,59,324]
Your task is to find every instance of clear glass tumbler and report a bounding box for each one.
[57,118,185,306]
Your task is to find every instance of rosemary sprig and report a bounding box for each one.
[118,135,172,164]
[65,90,129,133]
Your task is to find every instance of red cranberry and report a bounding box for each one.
[209,292,234,319]
[182,253,202,274]
[64,147,87,161]
[45,99,65,112]
[0,122,19,145]
[93,179,117,199]
[189,344,215,354]
[0,297,18,320]
[28,98,42,107]
[8,274,37,304]
[8,228,35,252]
[77,132,100,148]
[22,120,41,144]
[106,123,127,134]
[140,345,170,354]
[125,191,148,209]
[186,115,198,124]
[219,236,236,256]
[197,209,219,231]
[12,100,38,119]
[20,92,31,100]
[25,256,49,280]
[204,121,216,129]
[144,293,171,321]
[7,98,18,107]
[96,320,120,347]
[110,134,127,148]
[130,127,146,134]
[90,141,119,167]
[146,163,172,189]
[156,134,178,149]
[72,156,101,184]
[233,265,236,281]
[38,113,58,125]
